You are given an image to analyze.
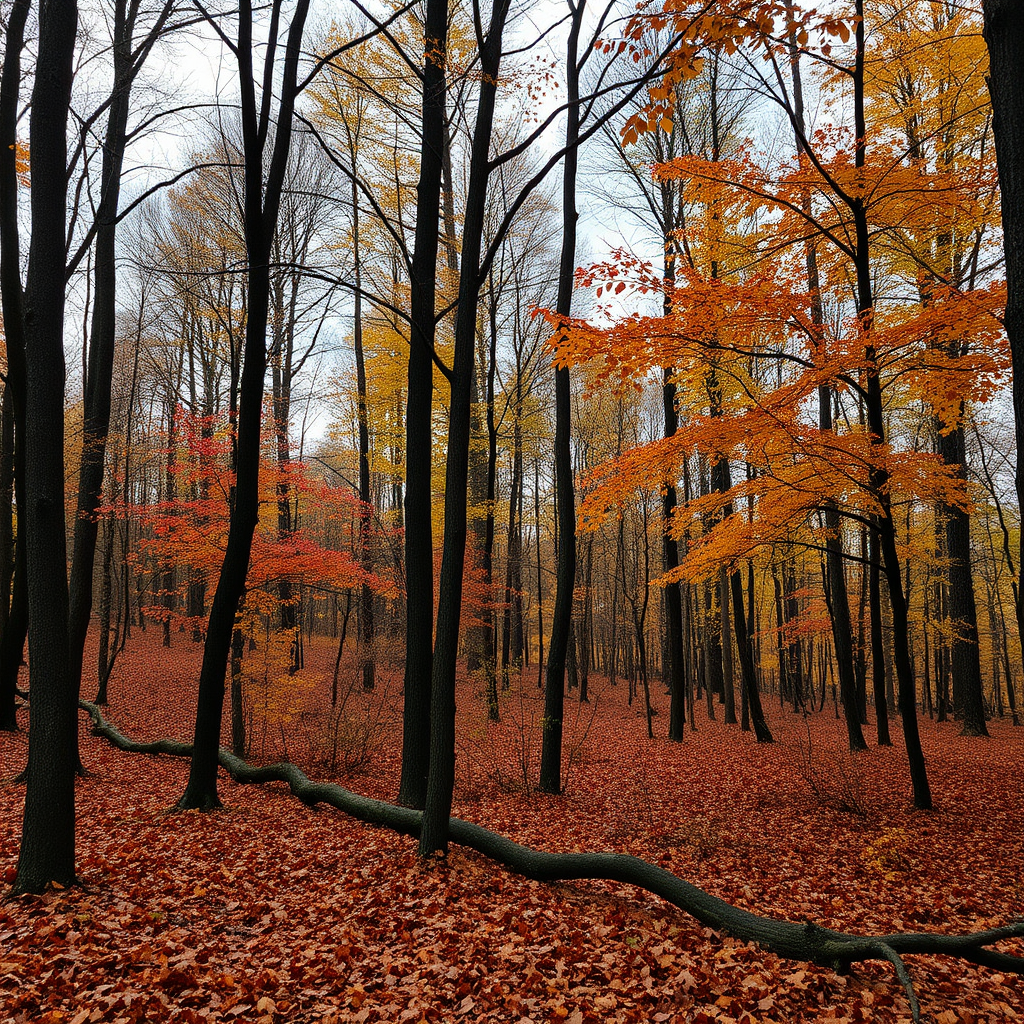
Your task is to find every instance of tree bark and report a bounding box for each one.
[539,0,583,795]
[937,424,987,735]
[179,0,310,811]
[0,0,30,734]
[419,0,511,853]
[982,0,1024,711]
[14,0,79,894]
[398,0,448,810]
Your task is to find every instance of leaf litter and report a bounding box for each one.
[0,632,1022,1022]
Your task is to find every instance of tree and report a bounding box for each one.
[398,0,450,810]
[983,0,1024,694]
[419,0,514,856]
[67,0,176,752]
[14,0,79,894]
[0,0,30,735]
[539,0,585,795]
[179,0,311,811]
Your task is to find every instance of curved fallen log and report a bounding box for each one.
[80,700,1024,1022]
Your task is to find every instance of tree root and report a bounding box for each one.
[79,700,1024,1022]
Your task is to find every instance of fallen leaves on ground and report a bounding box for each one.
[1,632,1022,1022]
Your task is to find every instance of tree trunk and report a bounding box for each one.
[983,0,1024,678]
[14,0,78,894]
[351,177,375,692]
[398,0,448,810]
[852,0,929,808]
[68,0,170,736]
[937,424,987,735]
[538,0,582,796]
[0,0,30,735]
[420,0,511,854]
[179,0,310,811]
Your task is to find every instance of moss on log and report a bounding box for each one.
[79,699,1024,1022]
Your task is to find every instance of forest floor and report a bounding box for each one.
[1,630,1022,1024]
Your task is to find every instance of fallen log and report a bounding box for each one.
[79,699,1024,1022]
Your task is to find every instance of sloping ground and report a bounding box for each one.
[1,630,1022,1023]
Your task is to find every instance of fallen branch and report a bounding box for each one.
[79,699,1024,1022]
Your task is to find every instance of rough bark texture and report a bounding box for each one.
[81,699,1024,1024]
[937,424,987,736]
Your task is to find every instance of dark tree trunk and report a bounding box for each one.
[539,0,582,796]
[419,0,511,854]
[852,0,929,808]
[664,367,686,741]
[937,424,987,735]
[501,408,523,686]
[352,179,375,693]
[68,0,171,736]
[14,0,79,894]
[869,525,892,746]
[824,496,867,751]
[983,0,1024,677]
[179,0,310,811]
[0,386,13,695]
[0,0,30,735]
[398,0,448,810]
[729,569,772,743]
[788,18,863,750]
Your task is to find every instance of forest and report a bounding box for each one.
[1,0,1023,1020]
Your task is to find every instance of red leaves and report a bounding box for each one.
[2,635,1024,1021]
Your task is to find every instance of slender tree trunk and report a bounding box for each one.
[419,0,511,855]
[868,525,892,745]
[179,0,310,811]
[664,366,686,741]
[718,568,736,724]
[68,0,171,738]
[398,0,448,810]
[501,410,523,686]
[851,0,929,808]
[539,0,583,796]
[786,17,864,750]
[351,178,375,693]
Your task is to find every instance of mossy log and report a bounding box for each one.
[80,700,1024,1022]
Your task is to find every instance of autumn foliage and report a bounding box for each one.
[2,636,1024,1022]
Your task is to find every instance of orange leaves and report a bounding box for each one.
[13,139,29,186]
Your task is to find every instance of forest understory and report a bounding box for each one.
[1,630,1022,1024]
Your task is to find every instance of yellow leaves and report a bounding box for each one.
[861,829,910,881]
